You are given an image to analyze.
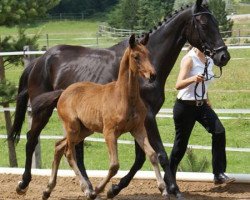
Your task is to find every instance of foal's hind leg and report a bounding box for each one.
[43,138,67,200]
[131,126,168,199]
[16,108,54,194]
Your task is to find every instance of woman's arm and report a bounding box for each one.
[175,56,205,90]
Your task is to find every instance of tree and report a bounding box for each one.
[173,0,194,10]
[208,0,234,37]
[0,0,60,26]
[107,0,175,30]
[50,0,118,15]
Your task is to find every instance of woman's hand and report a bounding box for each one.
[193,74,205,83]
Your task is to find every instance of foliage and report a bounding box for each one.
[0,27,39,65]
[173,0,194,10]
[0,80,17,105]
[208,0,234,37]
[0,0,60,26]
[240,0,250,3]
[50,0,118,15]
[107,0,175,30]
[107,0,138,29]
[178,148,209,172]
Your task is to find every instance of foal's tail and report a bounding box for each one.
[31,90,63,116]
[8,59,36,143]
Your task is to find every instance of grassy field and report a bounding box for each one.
[0,19,249,174]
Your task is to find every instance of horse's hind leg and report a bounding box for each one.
[131,126,169,199]
[16,109,53,194]
[43,138,66,200]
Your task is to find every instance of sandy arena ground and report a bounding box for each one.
[0,174,250,200]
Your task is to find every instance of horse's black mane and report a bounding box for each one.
[137,2,209,39]
[112,2,209,47]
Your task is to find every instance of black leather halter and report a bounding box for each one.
[192,11,225,102]
[192,11,227,58]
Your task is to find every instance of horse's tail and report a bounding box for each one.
[8,59,36,143]
[31,90,64,117]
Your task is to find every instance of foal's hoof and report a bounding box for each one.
[42,191,51,200]
[85,190,97,200]
[107,184,120,199]
[16,181,28,195]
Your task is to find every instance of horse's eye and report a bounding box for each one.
[201,23,207,30]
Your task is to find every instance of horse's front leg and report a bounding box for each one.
[107,140,146,198]
[131,126,168,199]
[145,115,183,199]
[75,141,94,191]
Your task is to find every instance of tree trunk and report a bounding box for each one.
[0,51,18,167]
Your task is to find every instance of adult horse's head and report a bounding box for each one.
[185,0,230,67]
[128,34,156,82]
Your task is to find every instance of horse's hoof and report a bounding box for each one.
[107,184,120,199]
[42,191,50,200]
[16,181,28,195]
[176,192,185,200]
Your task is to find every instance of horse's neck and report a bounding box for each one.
[147,9,191,86]
[116,51,140,106]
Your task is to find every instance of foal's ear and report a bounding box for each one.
[140,33,149,46]
[129,34,136,49]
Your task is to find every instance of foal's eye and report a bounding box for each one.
[134,55,140,62]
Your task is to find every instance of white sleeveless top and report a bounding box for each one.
[177,49,214,100]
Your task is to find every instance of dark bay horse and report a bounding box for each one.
[9,0,230,199]
[39,34,167,200]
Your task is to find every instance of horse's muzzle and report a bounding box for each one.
[149,74,156,83]
[213,50,231,67]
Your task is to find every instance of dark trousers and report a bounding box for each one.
[169,99,227,178]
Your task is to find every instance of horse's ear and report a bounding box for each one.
[196,0,203,7]
[129,34,136,49]
[140,33,149,46]
[193,0,203,13]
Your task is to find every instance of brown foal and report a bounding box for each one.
[42,34,167,199]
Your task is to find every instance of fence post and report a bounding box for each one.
[46,34,49,49]
[23,45,42,169]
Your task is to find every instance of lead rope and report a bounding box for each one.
[194,55,223,102]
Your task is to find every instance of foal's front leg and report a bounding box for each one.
[131,126,168,199]
[95,130,119,194]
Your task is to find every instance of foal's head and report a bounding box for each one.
[128,34,156,83]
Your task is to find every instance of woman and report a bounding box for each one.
[169,47,235,184]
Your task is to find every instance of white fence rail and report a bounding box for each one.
[1,107,250,120]
[1,45,250,57]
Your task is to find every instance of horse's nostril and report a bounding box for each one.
[149,74,156,82]
[221,54,226,62]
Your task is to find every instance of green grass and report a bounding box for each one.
[0,19,249,174]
